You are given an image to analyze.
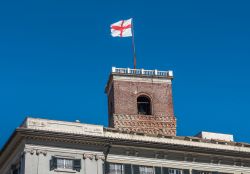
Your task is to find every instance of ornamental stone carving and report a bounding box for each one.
[36,150,47,156]
[83,153,95,160]
[24,148,35,155]
[95,154,105,161]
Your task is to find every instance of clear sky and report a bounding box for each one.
[0,0,249,148]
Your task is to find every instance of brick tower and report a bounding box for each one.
[105,67,176,136]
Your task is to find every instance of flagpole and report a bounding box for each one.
[131,18,137,69]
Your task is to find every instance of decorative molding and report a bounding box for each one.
[20,118,250,155]
[104,131,250,154]
[23,118,104,136]
[107,154,250,174]
[24,148,35,155]
[36,150,47,156]
[95,154,105,161]
[83,153,95,160]
[112,75,172,84]
[23,148,47,156]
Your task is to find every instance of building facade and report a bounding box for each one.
[1,67,250,174]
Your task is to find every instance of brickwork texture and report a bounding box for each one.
[106,75,176,136]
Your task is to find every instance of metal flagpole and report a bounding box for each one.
[131,18,137,69]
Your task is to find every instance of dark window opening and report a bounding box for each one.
[137,95,151,115]
[11,163,21,174]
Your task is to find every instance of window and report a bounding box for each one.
[109,163,124,174]
[198,172,211,174]
[169,169,183,174]
[137,95,151,115]
[193,170,212,174]
[11,163,21,174]
[107,163,190,174]
[133,165,154,174]
[50,157,81,172]
[139,166,154,174]
[57,158,73,169]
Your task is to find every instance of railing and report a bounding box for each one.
[112,67,173,78]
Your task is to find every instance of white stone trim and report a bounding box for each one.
[113,75,172,84]
[24,118,104,136]
[22,118,250,154]
[25,144,104,157]
[107,154,250,174]
[54,168,77,173]
[104,131,250,153]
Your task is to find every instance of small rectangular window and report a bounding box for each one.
[193,170,212,174]
[198,172,211,174]
[50,157,81,172]
[57,158,73,169]
[139,166,154,174]
[169,169,183,174]
[109,163,124,174]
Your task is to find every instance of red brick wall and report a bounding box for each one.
[107,77,176,136]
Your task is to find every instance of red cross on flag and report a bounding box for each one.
[110,18,132,37]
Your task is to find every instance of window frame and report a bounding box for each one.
[108,163,124,174]
[56,158,74,170]
[139,165,155,174]
[137,95,152,115]
[50,156,81,172]
[169,168,183,174]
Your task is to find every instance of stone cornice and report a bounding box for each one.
[107,154,250,174]
[2,117,250,166]
[19,118,250,154]
[14,128,250,159]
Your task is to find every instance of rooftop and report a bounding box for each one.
[17,117,250,153]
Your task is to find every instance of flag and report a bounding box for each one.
[110,18,132,37]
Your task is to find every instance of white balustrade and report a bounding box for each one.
[111,67,173,78]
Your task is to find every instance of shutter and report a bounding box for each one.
[124,164,132,174]
[183,169,190,174]
[163,168,169,174]
[155,167,162,174]
[73,159,81,172]
[50,156,57,171]
[133,165,140,174]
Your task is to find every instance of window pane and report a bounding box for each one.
[139,166,154,174]
[57,158,73,169]
[198,172,211,174]
[65,159,73,169]
[169,169,183,174]
[57,158,65,168]
[109,163,124,174]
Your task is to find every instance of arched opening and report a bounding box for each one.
[137,95,151,115]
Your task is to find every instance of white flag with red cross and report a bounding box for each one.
[110,18,132,37]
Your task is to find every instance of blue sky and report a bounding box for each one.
[0,0,249,148]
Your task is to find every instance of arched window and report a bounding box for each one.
[137,95,151,115]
